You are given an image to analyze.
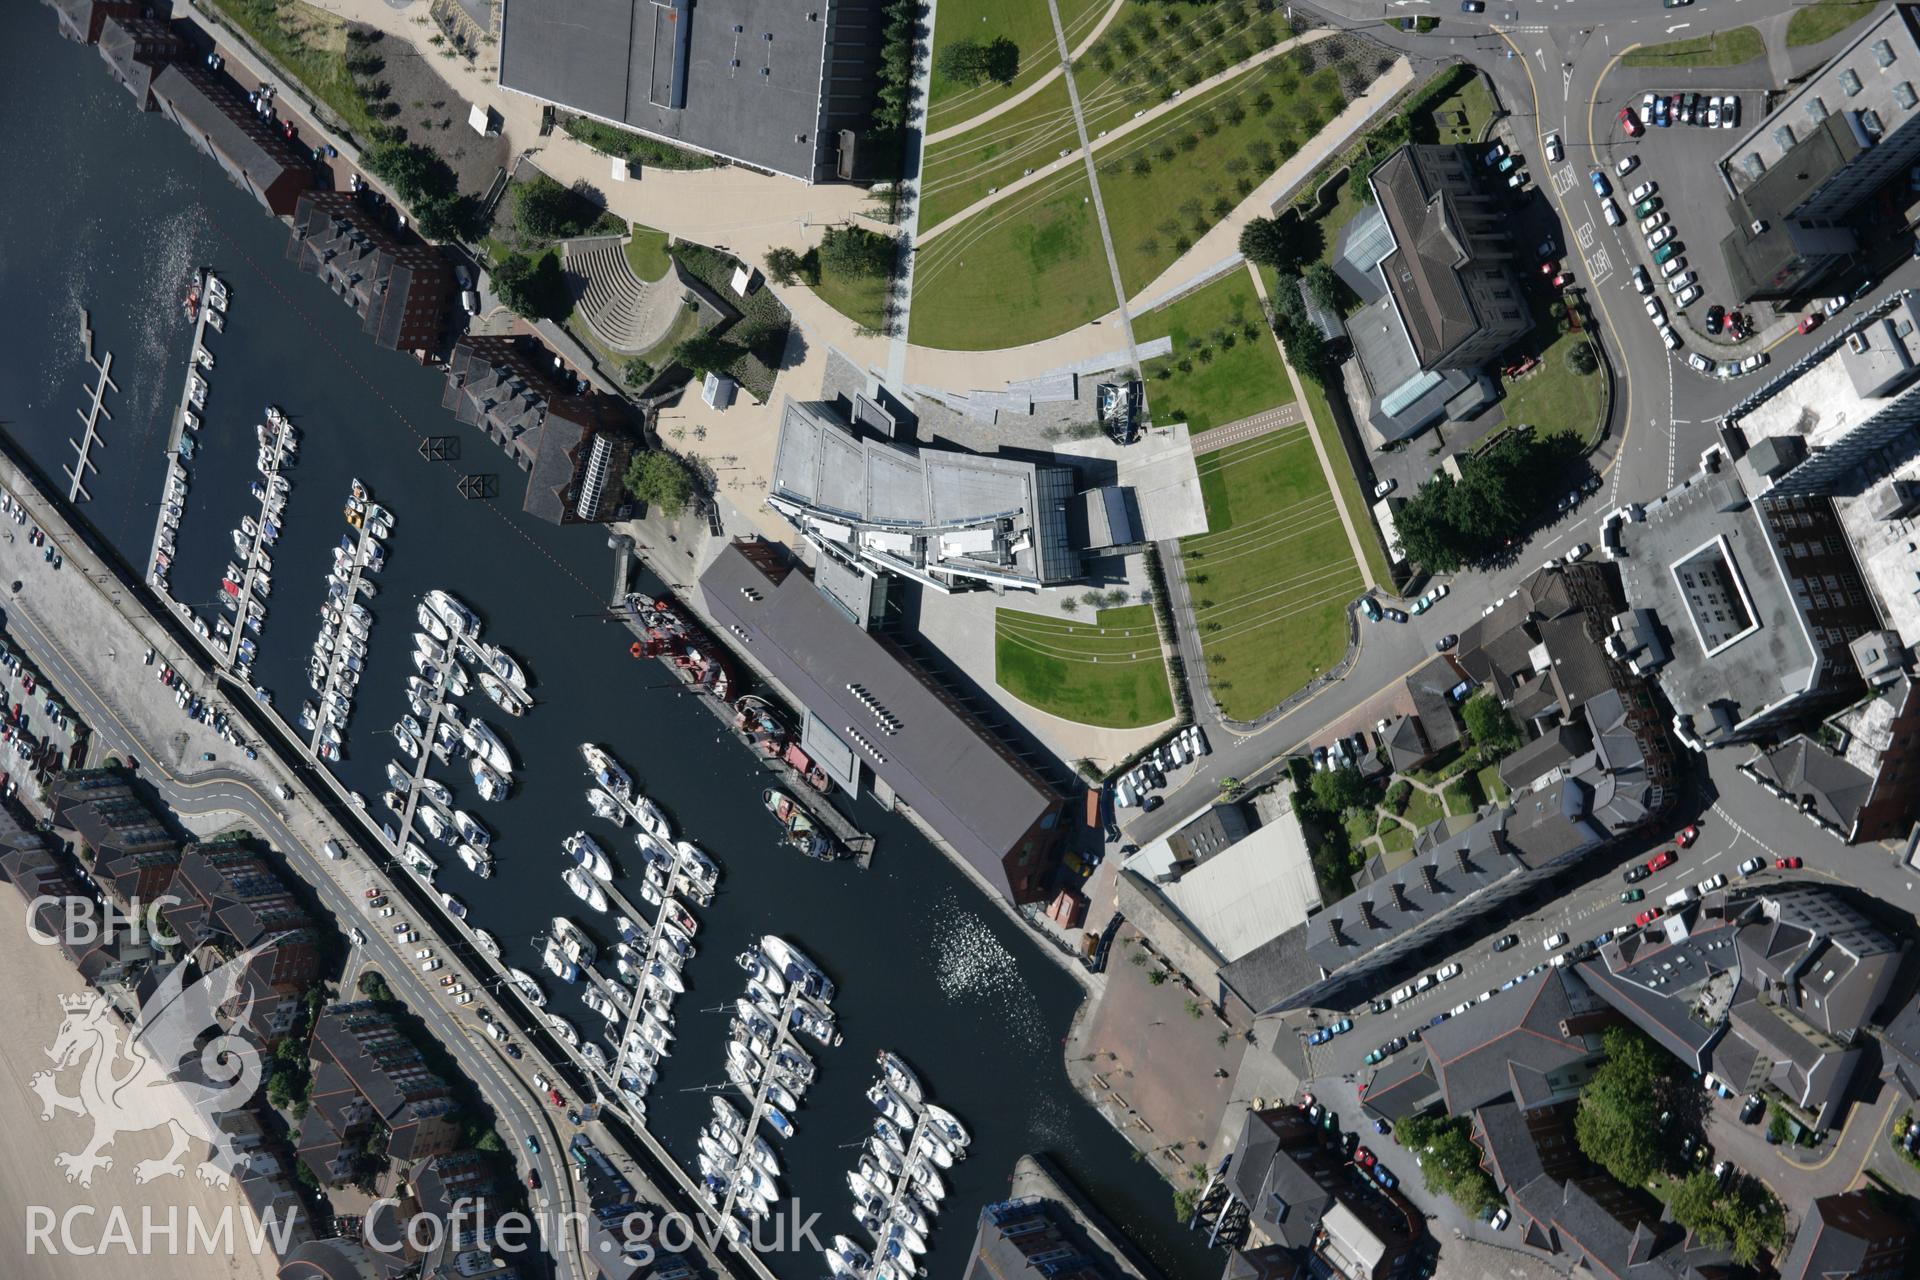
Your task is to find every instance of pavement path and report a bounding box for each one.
[1191,403,1304,455]
[922,0,1127,146]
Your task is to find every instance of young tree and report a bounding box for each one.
[763,246,805,286]
[1463,690,1521,759]
[623,450,695,516]
[623,359,657,391]
[1567,342,1599,375]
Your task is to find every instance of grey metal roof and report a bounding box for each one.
[698,543,1062,902]
[1371,148,1482,367]
[1217,923,1310,1017]
[151,63,307,198]
[1615,457,1821,746]
[1420,967,1599,1114]
[1777,1193,1916,1280]
[498,0,833,181]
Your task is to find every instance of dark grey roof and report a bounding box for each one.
[1499,724,1592,791]
[150,64,306,195]
[1225,1112,1332,1249]
[1217,923,1310,1017]
[1383,715,1432,771]
[1303,810,1519,971]
[1500,775,1606,863]
[1882,986,1920,1097]
[1420,967,1599,1114]
[1359,1048,1439,1123]
[1371,148,1481,366]
[1575,915,1747,1070]
[1777,1192,1916,1280]
[498,0,835,181]
[1744,735,1874,831]
[1405,656,1464,751]
[699,543,1062,902]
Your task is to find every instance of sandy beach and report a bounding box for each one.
[0,908,287,1280]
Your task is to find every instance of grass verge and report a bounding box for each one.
[810,269,891,332]
[926,0,1108,134]
[1137,271,1293,433]
[205,0,376,142]
[1497,325,1607,445]
[995,605,1174,728]
[1622,27,1765,68]
[1786,0,1880,48]
[623,225,672,281]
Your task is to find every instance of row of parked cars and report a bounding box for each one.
[1113,724,1209,811]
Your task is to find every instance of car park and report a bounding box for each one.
[1776,856,1803,869]
[1631,265,1652,295]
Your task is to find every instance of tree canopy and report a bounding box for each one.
[819,225,897,280]
[513,175,609,243]
[1395,1114,1503,1217]
[1462,691,1521,760]
[1667,1168,1785,1265]
[1309,765,1369,816]
[936,36,1020,87]
[1574,1027,1671,1187]
[1238,214,1312,272]
[1267,279,1335,384]
[624,450,695,517]
[763,246,805,287]
[1393,427,1577,571]
[671,327,741,378]
[489,252,567,321]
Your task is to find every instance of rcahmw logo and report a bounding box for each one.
[25,1205,304,1256]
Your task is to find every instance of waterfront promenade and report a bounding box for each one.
[0,449,744,1280]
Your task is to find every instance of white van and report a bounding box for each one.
[1665,886,1699,908]
[1115,780,1136,809]
[485,1021,508,1043]
[323,839,345,861]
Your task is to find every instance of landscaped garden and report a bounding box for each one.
[1136,270,1292,434]
[1180,429,1364,721]
[994,605,1175,729]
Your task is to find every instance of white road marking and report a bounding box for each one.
[1553,166,1577,195]
[1667,20,1691,31]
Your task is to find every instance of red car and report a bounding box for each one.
[1635,906,1665,928]
[1619,106,1642,137]
[1674,825,1698,847]
[1647,849,1676,873]
[547,1088,566,1108]
[1799,313,1821,335]
[1776,856,1803,869]
[526,1169,541,1190]
[364,887,381,899]
[1355,1147,1377,1170]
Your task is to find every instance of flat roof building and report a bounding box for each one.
[498,0,881,183]
[699,540,1065,904]
[1718,6,1920,301]
[768,397,1086,592]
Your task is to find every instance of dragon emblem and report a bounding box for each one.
[28,944,267,1189]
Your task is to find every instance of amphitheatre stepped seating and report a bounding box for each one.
[566,237,680,354]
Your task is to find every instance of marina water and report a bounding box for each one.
[0,11,1221,1279]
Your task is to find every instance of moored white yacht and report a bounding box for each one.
[564,830,613,881]
[563,865,608,913]
[470,759,508,802]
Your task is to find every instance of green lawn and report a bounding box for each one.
[1402,787,1444,834]
[1097,59,1358,294]
[920,75,1078,231]
[926,0,1108,135]
[994,605,1174,728]
[811,268,890,331]
[1787,0,1880,47]
[909,170,1119,349]
[1298,373,1392,589]
[1475,764,1510,806]
[1623,26,1765,68]
[1181,429,1365,721]
[1344,810,1380,845]
[1377,818,1414,856]
[623,224,672,281]
[1415,75,1494,145]
[1137,271,1293,433]
[1498,324,1607,444]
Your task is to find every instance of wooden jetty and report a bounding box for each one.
[66,308,117,502]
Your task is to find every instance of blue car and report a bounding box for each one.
[1429,1012,1450,1027]
[524,1135,540,1155]
[1332,1017,1353,1035]
[1373,1166,1397,1189]
[1589,169,1610,198]
[1309,1028,1331,1045]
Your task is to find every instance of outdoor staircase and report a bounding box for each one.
[567,238,675,355]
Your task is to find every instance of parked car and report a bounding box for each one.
[1621,888,1645,903]
[1776,856,1803,869]
[1686,352,1712,374]
[1649,225,1677,250]
[1589,169,1611,198]
[1799,313,1822,335]
[1492,933,1519,952]
[1566,543,1590,562]
[1602,199,1624,227]
[1615,153,1640,177]
[1631,265,1653,295]
[1544,933,1568,951]
[1636,906,1665,927]
[1618,107,1642,137]
[1696,873,1727,894]
[1740,352,1769,374]
[1628,181,1657,204]
[1373,478,1396,498]
[1660,325,1681,351]
[1434,633,1457,652]
[1737,856,1764,876]
[1436,962,1462,982]
[1674,824,1699,847]
[1623,864,1649,884]
[1647,849,1676,872]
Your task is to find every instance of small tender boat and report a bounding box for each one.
[587,789,628,826]
[457,843,493,878]
[580,743,632,799]
[473,929,501,958]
